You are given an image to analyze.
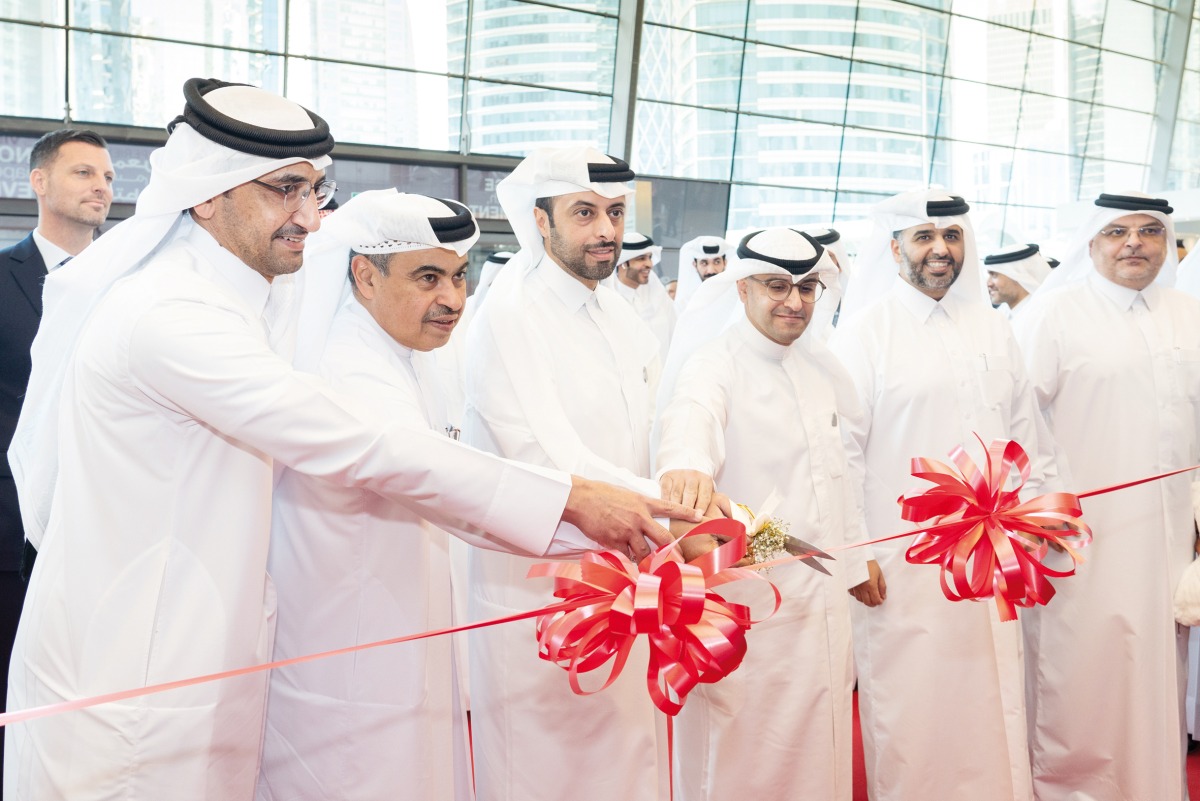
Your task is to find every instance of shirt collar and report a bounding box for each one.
[185,221,272,317]
[536,244,597,313]
[733,314,790,362]
[32,229,72,272]
[892,274,962,323]
[1087,269,1159,311]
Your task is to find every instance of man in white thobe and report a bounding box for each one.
[1018,191,1197,801]
[657,228,864,801]
[983,242,1051,324]
[259,190,513,801]
[674,235,731,311]
[4,81,693,801]
[829,187,1051,801]
[464,146,701,801]
[603,230,676,363]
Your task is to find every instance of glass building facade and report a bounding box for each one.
[1,0,1197,265]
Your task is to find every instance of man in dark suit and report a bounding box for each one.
[0,128,112,793]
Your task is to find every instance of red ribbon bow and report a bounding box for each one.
[527,518,780,715]
[898,436,1092,622]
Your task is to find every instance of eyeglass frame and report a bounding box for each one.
[745,274,826,303]
[249,178,338,212]
[1096,225,1168,241]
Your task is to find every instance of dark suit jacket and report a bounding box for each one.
[0,233,45,571]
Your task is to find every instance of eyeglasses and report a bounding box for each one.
[1097,225,1167,241]
[746,275,826,303]
[250,178,338,213]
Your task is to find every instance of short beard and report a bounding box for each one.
[900,243,961,292]
[548,226,618,281]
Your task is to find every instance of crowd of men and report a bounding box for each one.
[1,78,1199,801]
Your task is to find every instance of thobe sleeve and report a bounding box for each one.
[828,326,876,562]
[126,298,579,557]
[1013,305,1073,492]
[1001,323,1062,497]
[654,350,729,478]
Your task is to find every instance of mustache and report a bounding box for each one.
[274,224,309,238]
[422,305,460,322]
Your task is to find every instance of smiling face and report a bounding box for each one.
[618,253,654,287]
[534,190,626,288]
[32,140,114,230]
[891,223,965,300]
[737,273,821,346]
[351,247,468,351]
[1088,213,1167,291]
[191,162,324,282]
[986,270,1028,307]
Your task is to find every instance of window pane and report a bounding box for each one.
[288,0,461,71]
[469,0,616,93]
[328,160,459,202]
[0,23,65,119]
[746,0,859,61]
[1095,51,1159,113]
[946,16,1030,91]
[1016,93,1091,156]
[1077,158,1146,197]
[1166,120,1200,190]
[727,183,836,232]
[832,190,891,229]
[287,61,457,150]
[632,101,735,180]
[969,201,1015,254]
[852,0,949,73]
[643,0,749,38]
[941,78,1022,148]
[739,44,849,125]
[732,117,844,189]
[1101,0,1171,62]
[466,81,610,157]
[542,0,619,13]
[639,176,731,279]
[638,24,743,110]
[845,61,942,136]
[70,32,282,127]
[1084,107,1153,163]
[1178,70,1200,122]
[997,204,1059,249]
[1187,16,1200,71]
[1023,32,1070,95]
[1065,0,1105,46]
[1008,150,1081,207]
[465,168,513,221]
[837,128,932,194]
[928,139,1013,204]
[72,0,283,51]
[1065,42,1103,102]
[6,0,62,24]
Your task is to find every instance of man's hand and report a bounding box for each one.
[849,560,886,607]
[668,497,742,564]
[562,476,702,561]
[659,469,715,515]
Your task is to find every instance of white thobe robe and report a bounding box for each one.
[829,277,1050,801]
[656,318,864,801]
[260,300,530,801]
[1017,272,1200,801]
[5,225,580,801]
[610,276,676,364]
[463,249,666,801]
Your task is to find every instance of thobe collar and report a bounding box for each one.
[186,222,271,318]
[535,244,608,314]
[1088,269,1161,312]
[892,274,968,323]
[32,229,72,272]
[612,278,638,302]
[733,315,789,362]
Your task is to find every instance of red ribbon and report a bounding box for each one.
[527,518,780,716]
[898,435,1092,622]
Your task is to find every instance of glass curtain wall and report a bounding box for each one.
[0,0,1192,251]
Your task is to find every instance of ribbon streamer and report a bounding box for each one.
[897,435,1092,622]
[528,517,780,715]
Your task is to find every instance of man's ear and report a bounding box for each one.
[191,197,218,221]
[534,205,552,240]
[350,253,379,299]
[889,237,903,264]
[29,169,46,199]
[736,277,750,303]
